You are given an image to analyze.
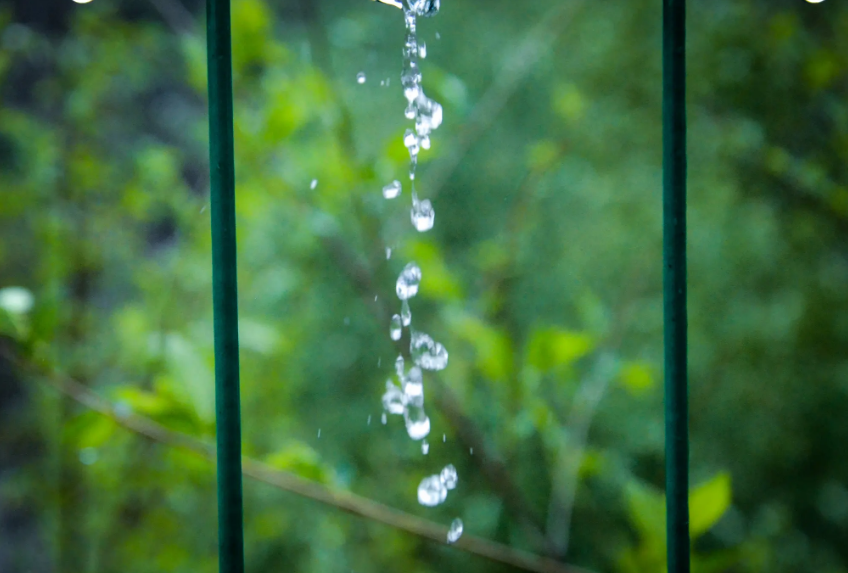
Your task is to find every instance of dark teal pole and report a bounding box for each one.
[663,1,689,572]
[206,0,245,572]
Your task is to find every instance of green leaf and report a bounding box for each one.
[448,312,513,381]
[265,442,334,484]
[689,472,732,538]
[526,327,595,372]
[164,333,215,423]
[402,240,463,301]
[624,479,666,543]
[620,361,655,396]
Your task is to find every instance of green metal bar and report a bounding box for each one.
[662,1,689,572]
[206,0,245,572]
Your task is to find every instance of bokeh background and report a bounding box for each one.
[1,0,847,572]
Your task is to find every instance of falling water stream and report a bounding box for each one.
[376,0,463,544]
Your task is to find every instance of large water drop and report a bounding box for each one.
[404,404,431,440]
[356,72,367,84]
[446,518,463,543]
[401,299,411,326]
[417,474,447,506]
[382,380,406,415]
[411,197,435,232]
[402,366,424,407]
[390,314,402,340]
[440,464,458,490]
[383,180,402,199]
[396,263,422,300]
[410,331,449,370]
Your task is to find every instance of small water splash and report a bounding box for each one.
[382,380,406,415]
[401,299,412,326]
[390,314,403,340]
[395,354,405,378]
[381,412,388,424]
[410,193,435,232]
[356,72,367,84]
[402,366,424,406]
[404,404,431,439]
[440,464,458,489]
[310,179,318,189]
[386,247,393,259]
[417,474,447,506]
[396,263,422,300]
[410,331,448,370]
[383,180,402,199]
[419,41,427,58]
[446,518,463,543]
[422,440,429,454]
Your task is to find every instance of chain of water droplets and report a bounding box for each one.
[377,0,461,545]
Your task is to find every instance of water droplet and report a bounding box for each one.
[310,179,318,189]
[469,447,473,455]
[414,94,443,135]
[396,262,422,300]
[419,41,427,58]
[386,247,393,259]
[446,518,463,543]
[402,366,424,407]
[381,412,388,424]
[356,72,367,84]
[435,31,441,39]
[440,464,458,490]
[422,440,429,454]
[367,415,372,425]
[382,380,406,415]
[410,331,448,370]
[417,475,447,506]
[442,433,446,443]
[401,299,411,326]
[390,314,403,340]
[377,357,382,367]
[395,354,405,378]
[407,0,440,17]
[404,404,430,440]
[344,317,350,325]
[317,428,322,438]
[383,180,402,199]
[403,128,420,159]
[411,197,435,232]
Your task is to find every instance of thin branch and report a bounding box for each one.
[429,376,551,551]
[147,0,196,35]
[544,354,616,557]
[319,230,552,544]
[32,367,595,573]
[425,0,587,200]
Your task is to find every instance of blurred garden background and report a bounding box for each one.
[1,0,847,572]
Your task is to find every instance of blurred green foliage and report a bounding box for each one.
[1,1,847,573]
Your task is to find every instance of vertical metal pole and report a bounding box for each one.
[662,1,689,572]
[206,0,245,572]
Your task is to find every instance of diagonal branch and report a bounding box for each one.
[424,0,587,200]
[320,233,550,546]
[30,365,594,573]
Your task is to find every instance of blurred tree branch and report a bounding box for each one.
[320,232,552,550]
[428,0,587,200]
[23,359,595,573]
[146,0,196,35]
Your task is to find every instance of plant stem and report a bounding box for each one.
[662,0,689,571]
[206,0,244,572]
